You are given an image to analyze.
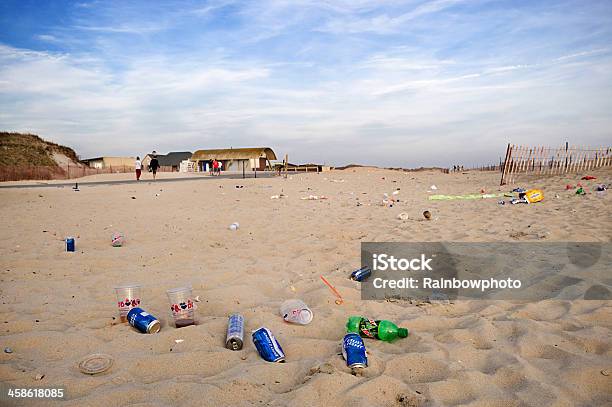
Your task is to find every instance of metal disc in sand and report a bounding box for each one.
[78,354,114,375]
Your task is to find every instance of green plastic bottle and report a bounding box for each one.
[346,316,408,342]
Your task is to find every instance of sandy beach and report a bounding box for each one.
[0,168,611,406]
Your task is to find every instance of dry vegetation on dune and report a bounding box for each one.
[0,132,80,167]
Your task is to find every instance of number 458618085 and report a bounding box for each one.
[7,388,64,398]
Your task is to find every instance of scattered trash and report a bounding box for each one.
[301,195,327,200]
[512,187,526,193]
[73,182,79,192]
[392,190,400,196]
[166,286,196,328]
[34,373,45,381]
[576,187,586,195]
[235,185,244,188]
[342,333,367,369]
[78,353,114,375]
[289,285,296,292]
[280,299,313,324]
[602,369,610,376]
[4,347,12,354]
[430,185,438,190]
[270,194,287,199]
[226,314,244,350]
[429,193,503,200]
[350,266,372,282]
[174,339,185,344]
[346,316,408,341]
[596,184,607,192]
[229,222,240,231]
[127,307,161,334]
[511,197,529,205]
[252,327,285,362]
[581,175,596,180]
[566,184,574,190]
[480,188,486,194]
[397,212,409,220]
[194,295,201,302]
[65,237,75,252]
[111,232,125,247]
[423,210,432,220]
[330,179,345,183]
[498,200,506,205]
[131,196,136,199]
[523,189,544,203]
[115,285,142,322]
[320,275,344,304]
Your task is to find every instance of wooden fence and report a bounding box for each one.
[0,164,175,182]
[500,144,612,185]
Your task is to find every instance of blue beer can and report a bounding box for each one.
[342,333,367,368]
[252,327,285,362]
[65,237,75,252]
[128,307,161,334]
[350,266,372,282]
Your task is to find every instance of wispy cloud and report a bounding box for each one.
[0,0,611,166]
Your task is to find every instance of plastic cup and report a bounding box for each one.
[166,286,196,328]
[280,299,313,325]
[114,285,142,323]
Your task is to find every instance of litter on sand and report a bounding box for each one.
[301,195,328,200]
[78,353,114,375]
[320,275,344,305]
[429,193,503,201]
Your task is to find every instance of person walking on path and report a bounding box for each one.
[150,152,160,180]
[213,159,219,176]
[135,156,142,181]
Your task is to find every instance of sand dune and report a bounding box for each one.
[0,168,610,406]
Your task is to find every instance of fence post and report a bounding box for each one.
[500,143,511,185]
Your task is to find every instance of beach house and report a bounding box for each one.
[191,147,277,172]
[82,156,135,169]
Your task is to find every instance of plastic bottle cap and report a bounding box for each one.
[398,328,409,338]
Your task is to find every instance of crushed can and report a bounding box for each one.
[226,314,244,350]
[252,327,285,362]
[350,266,372,282]
[128,307,161,334]
[342,333,367,368]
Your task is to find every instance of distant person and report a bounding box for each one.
[218,160,223,174]
[213,159,219,176]
[150,153,160,180]
[135,156,142,181]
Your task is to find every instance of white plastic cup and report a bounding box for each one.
[166,286,196,328]
[229,222,239,231]
[115,285,142,322]
[280,299,313,325]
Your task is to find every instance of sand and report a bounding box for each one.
[0,167,610,406]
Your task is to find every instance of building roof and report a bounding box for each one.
[157,152,192,166]
[192,147,277,161]
[82,156,134,162]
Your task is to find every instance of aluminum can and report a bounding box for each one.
[226,314,244,350]
[342,333,367,368]
[252,327,285,362]
[350,266,372,282]
[66,237,75,252]
[128,307,161,334]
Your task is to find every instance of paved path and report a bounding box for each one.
[0,172,277,189]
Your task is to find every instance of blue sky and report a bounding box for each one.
[0,0,611,166]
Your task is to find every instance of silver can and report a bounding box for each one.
[226,314,244,350]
